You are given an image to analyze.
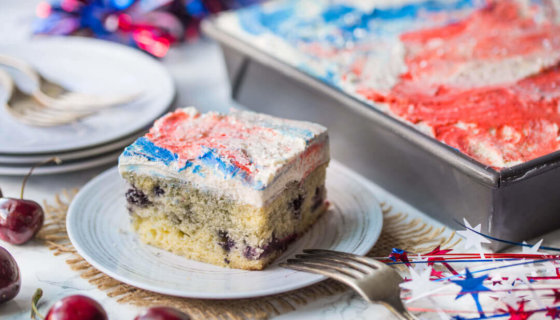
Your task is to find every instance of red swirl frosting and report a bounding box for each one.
[358,2,560,168]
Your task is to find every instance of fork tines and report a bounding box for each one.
[280,249,415,320]
[280,249,383,281]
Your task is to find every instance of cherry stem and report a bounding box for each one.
[0,188,3,198]
[31,288,45,320]
[20,157,61,199]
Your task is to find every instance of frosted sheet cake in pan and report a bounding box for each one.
[217,0,560,169]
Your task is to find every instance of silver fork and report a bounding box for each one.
[0,68,93,126]
[0,54,140,111]
[280,249,416,320]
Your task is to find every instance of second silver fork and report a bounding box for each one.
[280,249,416,320]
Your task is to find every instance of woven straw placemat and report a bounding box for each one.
[37,190,461,320]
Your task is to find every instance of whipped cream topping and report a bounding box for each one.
[119,107,329,206]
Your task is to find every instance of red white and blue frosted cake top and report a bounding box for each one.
[119,107,329,200]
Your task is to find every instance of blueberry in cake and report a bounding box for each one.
[118,107,329,270]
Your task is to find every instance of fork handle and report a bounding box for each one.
[401,311,417,320]
[392,311,416,320]
[0,54,40,83]
[385,305,417,320]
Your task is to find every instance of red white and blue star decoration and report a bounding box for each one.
[450,268,491,317]
[33,0,262,57]
[499,301,534,320]
[384,219,560,319]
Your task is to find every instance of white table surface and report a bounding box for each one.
[0,1,553,320]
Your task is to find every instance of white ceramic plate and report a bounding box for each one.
[0,131,140,164]
[0,37,174,155]
[0,149,121,176]
[67,161,383,299]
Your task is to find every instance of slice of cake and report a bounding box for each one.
[118,107,329,270]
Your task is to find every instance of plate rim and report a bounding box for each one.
[67,162,383,299]
[0,149,122,176]
[0,36,176,155]
[0,130,142,164]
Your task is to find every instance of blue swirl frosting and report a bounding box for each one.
[122,137,178,165]
[236,0,476,44]
[120,137,265,189]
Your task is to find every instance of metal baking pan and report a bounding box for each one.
[202,18,560,248]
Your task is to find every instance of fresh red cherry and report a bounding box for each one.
[135,307,191,320]
[0,192,44,245]
[0,157,60,245]
[0,246,20,304]
[45,295,108,320]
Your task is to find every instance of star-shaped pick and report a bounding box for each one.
[451,268,491,316]
[431,269,445,279]
[546,307,560,319]
[542,261,560,277]
[522,239,544,255]
[411,254,428,273]
[489,261,517,295]
[451,268,492,299]
[425,246,454,265]
[414,250,446,278]
[500,292,526,308]
[490,272,503,286]
[545,289,560,304]
[400,266,441,300]
[500,301,534,320]
[426,246,458,276]
[389,248,411,266]
[457,219,491,251]
[506,260,533,285]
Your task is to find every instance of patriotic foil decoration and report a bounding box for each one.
[387,219,560,319]
[33,0,262,57]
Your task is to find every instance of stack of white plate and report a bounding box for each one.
[0,38,175,175]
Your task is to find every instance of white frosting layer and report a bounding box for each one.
[119,107,329,207]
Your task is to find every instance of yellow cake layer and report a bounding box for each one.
[122,163,328,270]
